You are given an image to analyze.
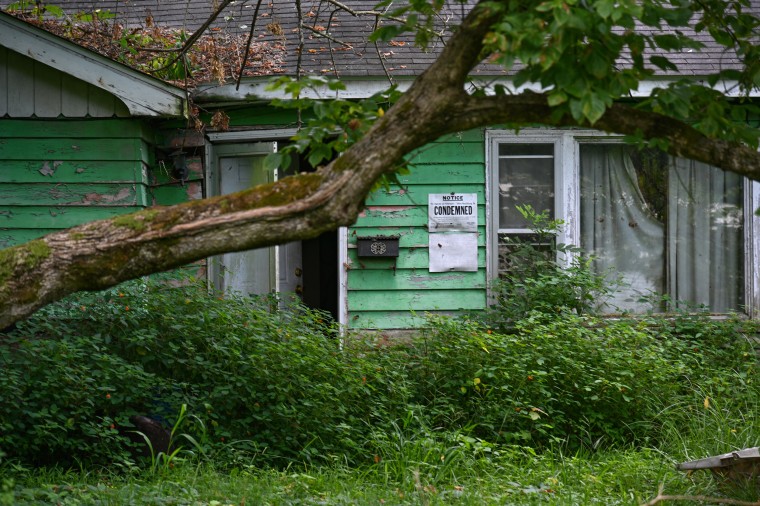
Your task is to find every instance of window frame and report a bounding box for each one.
[485,128,760,317]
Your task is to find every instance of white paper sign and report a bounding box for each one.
[428,193,477,232]
[429,233,478,272]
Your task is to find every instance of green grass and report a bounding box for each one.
[0,449,673,505]
[6,391,759,505]
[2,441,757,505]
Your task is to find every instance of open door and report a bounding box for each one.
[208,142,302,298]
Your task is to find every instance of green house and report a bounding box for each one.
[2,2,760,331]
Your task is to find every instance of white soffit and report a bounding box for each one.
[193,75,760,104]
[0,12,187,117]
[194,78,415,105]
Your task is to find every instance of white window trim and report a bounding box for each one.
[485,128,760,317]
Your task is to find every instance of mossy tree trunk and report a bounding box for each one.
[2,1,760,328]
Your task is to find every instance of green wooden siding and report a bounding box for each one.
[0,118,155,248]
[347,130,487,329]
[349,310,460,329]
[0,48,130,118]
[149,156,205,206]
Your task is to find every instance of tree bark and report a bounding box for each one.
[2,0,760,328]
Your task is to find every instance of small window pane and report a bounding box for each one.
[497,233,555,278]
[498,156,554,229]
[499,143,554,157]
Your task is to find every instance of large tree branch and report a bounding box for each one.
[444,91,760,180]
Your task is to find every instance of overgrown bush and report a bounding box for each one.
[0,276,412,468]
[474,206,615,331]
[410,312,757,448]
[0,272,756,470]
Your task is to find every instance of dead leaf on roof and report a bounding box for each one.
[266,21,284,36]
[5,11,286,87]
[210,111,230,131]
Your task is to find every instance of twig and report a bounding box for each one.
[235,0,263,90]
[319,0,441,38]
[300,23,353,49]
[144,0,236,72]
[373,13,394,86]
[295,0,305,128]
[326,9,340,78]
[641,484,760,506]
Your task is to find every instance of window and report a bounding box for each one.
[494,142,557,277]
[488,130,755,314]
[497,143,555,229]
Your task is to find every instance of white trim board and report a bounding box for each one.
[193,75,760,105]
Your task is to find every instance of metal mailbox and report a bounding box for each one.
[356,235,400,258]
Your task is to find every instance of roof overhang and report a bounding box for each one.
[193,77,416,106]
[193,74,760,107]
[0,12,187,117]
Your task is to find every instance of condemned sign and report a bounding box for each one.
[428,193,477,232]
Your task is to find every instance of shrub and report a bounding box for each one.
[0,276,412,468]
[1,273,756,469]
[410,312,758,448]
[475,206,615,331]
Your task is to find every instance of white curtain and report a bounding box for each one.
[580,145,665,312]
[580,145,743,313]
[668,159,743,312]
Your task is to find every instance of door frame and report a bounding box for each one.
[205,139,276,294]
[204,130,348,324]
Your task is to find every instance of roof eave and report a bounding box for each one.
[0,12,187,117]
[192,73,760,106]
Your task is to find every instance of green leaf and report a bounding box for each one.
[369,25,406,42]
[547,91,568,107]
[264,152,284,171]
[582,95,607,124]
[585,50,609,79]
[307,144,333,167]
[649,55,678,72]
[44,4,64,17]
[594,0,615,19]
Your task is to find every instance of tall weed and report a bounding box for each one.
[411,312,757,449]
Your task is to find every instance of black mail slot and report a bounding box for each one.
[357,235,400,257]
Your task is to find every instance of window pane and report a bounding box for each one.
[498,147,554,229]
[497,233,554,279]
[580,144,743,313]
[499,143,554,157]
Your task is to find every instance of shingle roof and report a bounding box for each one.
[3,0,759,81]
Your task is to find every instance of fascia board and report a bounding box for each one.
[193,75,760,105]
[468,77,760,98]
[0,13,187,117]
[193,78,415,106]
